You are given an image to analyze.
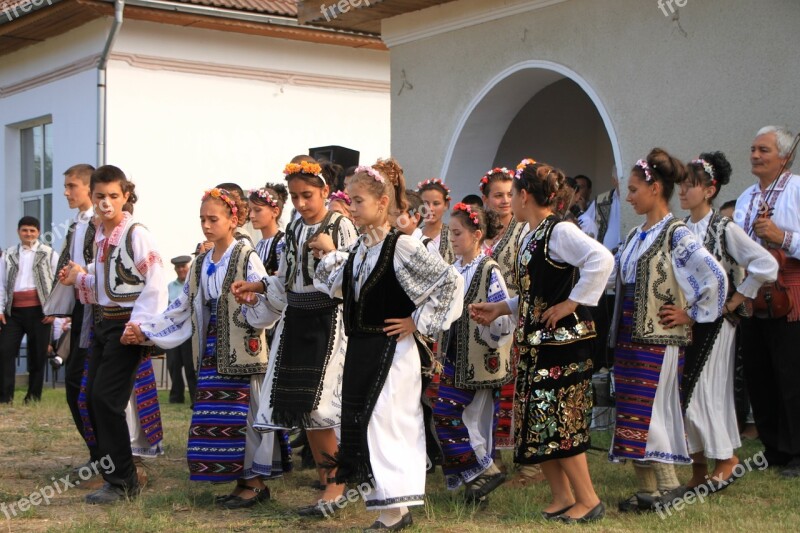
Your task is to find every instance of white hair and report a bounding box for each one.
[756,125,796,168]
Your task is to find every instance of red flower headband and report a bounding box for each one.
[416,178,451,202]
[452,202,480,228]
[480,167,515,191]
[202,188,238,216]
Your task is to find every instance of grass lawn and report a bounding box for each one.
[0,387,798,532]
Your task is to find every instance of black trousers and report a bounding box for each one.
[166,338,196,404]
[65,301,91,456]
[740,316,800,464]
[86,316,141,489]
[0,306,52,403]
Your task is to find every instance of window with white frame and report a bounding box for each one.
[20,122,53,234]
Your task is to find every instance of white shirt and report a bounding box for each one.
[454,253,513,348]
[685,210,778,299]
[735,172,800,261]
[76,213,168,323]
[579,189,621,251]
[506,220,615,317]
[617,213,727,323]
[0,241,60,311]
[70,207,94,269]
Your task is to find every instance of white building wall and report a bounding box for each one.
[0,20,110,252]
[1,17,390,272]
[106,20,391,263]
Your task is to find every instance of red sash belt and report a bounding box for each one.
[12,290,40,308]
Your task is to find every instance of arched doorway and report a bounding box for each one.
[441,61,621,204]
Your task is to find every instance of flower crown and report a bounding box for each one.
[203,188,238,216]
[514,158,538,179]
[328,190,352,206]
[452,202,480,228]
[480,167,515,190]
[416,178,451,201]
[634,159,654,182]
[692,158,716,185]
[354,165,385,183]
[284,161,326,184]
[249,188,279,209]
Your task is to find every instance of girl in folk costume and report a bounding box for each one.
[417,178,456,263]
[247,183,293,476]
[433,203,514,502]
[609,149,726,512]
[232,160,358,513]
[471,161,614,524]
[250,184,287,290]
[678,152,778,488]
[126,188,274,508]
[309,162,462,531]
[61,165,168,504]
[328,190,353,221]
[479,164,533,462]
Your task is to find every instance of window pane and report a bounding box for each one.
[20,128,36,192]
[44,194,52,237]
[23,198,41,221]
[33,125,43,190]
[43,123,53,189]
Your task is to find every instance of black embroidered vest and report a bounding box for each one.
[284,211,344,291]
[342,230,415,335]
[514,216,596,351]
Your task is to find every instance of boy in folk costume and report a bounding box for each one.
[61,165,167,504]
[310,161,462,531]
[0,216,59,403]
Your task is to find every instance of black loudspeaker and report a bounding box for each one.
[309,145,360,169]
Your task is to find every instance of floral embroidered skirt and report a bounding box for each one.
[513,341,594,464]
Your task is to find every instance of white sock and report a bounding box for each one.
[484,462,501,476]
[378,507,407,526]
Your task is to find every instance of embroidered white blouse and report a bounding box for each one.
[454,253,513,348]
[617,213,727,323]
[685,210,778,299]
[139,239,267,350]
[75,213,167,324]
[313,233,463,339]
[507,220,615,318]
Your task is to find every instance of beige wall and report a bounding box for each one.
[385,0,800,230]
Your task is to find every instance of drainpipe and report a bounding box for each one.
[97,0,124,166]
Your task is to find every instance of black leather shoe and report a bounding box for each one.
[221,485,270,509]
[464,471,506,502]
[557,501,605,524]
[779,458,800,479]
[542,504,574,520]
[297,497,346,517]
[363,512,413,531]
[85,482,140,505]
